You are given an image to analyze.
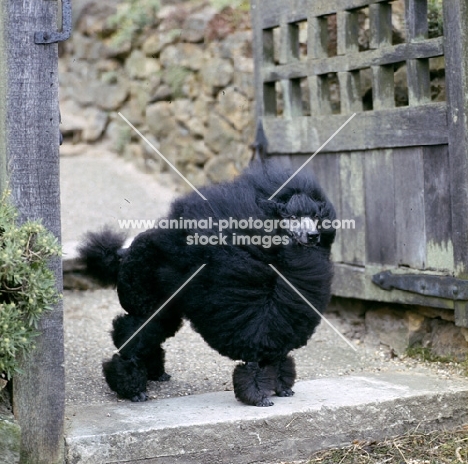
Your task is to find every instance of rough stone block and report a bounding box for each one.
[65,374,468,464]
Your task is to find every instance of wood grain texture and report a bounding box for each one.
[339,71,363,113]
[309,74,333,115]
[371,64,394,110]
[332,264,457,310]
[252,0,467,317]
[407,58,431,106]
[263,103,448,154]
[263,38,443,80]
[364,149,396,265]
[443,0,468,276]
[279,20,290,65]
[337,10,359,56]
[251,0,266,122]
[299,153,343,262]
[0,1,6,191]
[423,145,454,272]
[369,2,392,49]
[339,151,366,265]
[308,15,328,59]
[290,78,303,117]
[259,0,389,27]
[281,79,293,118]
[6,0,64,462]
[393,147,426,269]
[405,0,428,41]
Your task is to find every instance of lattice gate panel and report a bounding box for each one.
[251,0,468,318]
[251,0,447,154]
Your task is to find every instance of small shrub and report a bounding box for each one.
[0,191,61,380]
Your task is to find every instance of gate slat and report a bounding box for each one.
[365,149,396,265]
[393,147,426,269]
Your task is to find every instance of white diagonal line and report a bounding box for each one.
[115,264,206,354]
[118,112,208,201]
[269,264,357,352]
[268,113,357,200]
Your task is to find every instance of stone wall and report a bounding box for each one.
[329,298,468,362]
[59,1,254,187]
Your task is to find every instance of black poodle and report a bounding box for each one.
[78,161,336,406]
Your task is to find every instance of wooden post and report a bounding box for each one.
[444,0,468,278]
[1,0,64,462]
[0,2,7,189]
[444,0,468,324]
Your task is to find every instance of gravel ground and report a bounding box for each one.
[64,288,465,411]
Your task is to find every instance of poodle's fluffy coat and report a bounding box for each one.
[79,162,336,406]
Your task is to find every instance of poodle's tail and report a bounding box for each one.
[78,228,127,286]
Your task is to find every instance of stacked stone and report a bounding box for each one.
[59,1,254,187]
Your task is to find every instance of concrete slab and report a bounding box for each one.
[65,373,468,464]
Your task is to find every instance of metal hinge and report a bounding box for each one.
[34,0,72,44]
[372,271,468,300]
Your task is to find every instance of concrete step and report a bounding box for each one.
[65,372,468,464]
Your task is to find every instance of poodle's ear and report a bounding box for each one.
[257,198,284,217]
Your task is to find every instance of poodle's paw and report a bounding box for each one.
[130,392,148,402]
[276,388,294,397]
[256,397,274,407]
[233,362,276,407]
[157,372,171,382]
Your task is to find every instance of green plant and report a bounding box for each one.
[406,345,452,363]
[428,0,443,38]
[406,344,468,375]
[108,0,161,47]
[164,65,190,99]
[0,191,61,380]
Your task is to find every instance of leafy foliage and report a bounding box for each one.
[108,0,161,47]
[0,191,61,380]
[428,0,443,38]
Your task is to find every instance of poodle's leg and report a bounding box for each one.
[232,362,277,407]
[104,312,183,401]
[142,311,183,381]
[102,354,148,402]
[102,314,151,402]
[144,345,170,382]
[274,355,296,397]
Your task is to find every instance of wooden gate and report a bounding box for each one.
[250,0,468,326]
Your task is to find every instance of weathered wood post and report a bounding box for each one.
[0,1,65,462]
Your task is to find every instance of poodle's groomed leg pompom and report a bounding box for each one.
[274,355,296,397]
[102,354,148,402]
[232,362,276,407]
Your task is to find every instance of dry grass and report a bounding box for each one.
[304,426,468,464]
